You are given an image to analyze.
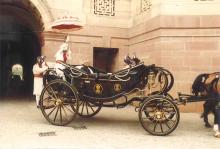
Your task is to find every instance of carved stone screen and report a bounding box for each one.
[94,0,115,16]
[141,0,152,12]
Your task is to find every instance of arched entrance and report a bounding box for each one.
[0,0,44,98]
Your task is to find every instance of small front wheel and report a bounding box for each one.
[139,95,180,136]
[40,80,79,126]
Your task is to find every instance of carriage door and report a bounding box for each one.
[93,47,118,73]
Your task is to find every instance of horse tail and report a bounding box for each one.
[192,73,209,95]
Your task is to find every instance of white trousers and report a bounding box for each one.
[36,95,40,106]
[33,77,43,106]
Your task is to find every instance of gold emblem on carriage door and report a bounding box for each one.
[94,84,103,94]
[114,83,121,92]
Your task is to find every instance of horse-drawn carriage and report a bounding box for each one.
[39,57,220,136]
[40,59,180,136]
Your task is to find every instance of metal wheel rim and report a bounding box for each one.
[139,96,180,136]
[40,80,79,126]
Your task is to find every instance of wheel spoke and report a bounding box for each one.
[43,105,56,110]
[63,104,75,114]
[79,101,83,106]
[153,122,157,132]
[53,106,60,122]
[81,102,85,115]
[142,109,155,113]
[88,103,95,113]
[86,102,89,115]
[165,122,171,129]
[167,119,176,124]
[47,106,57,117]
[48,86,58,99]
[43,96,55,102]
[45,91,56,101]
[142,113,154,120]
[164,109,176,113]
[160,123,164,133]
[63,102,74,106]
[142,116,152,120]
[60,106,63,124]
[61,105,68,121]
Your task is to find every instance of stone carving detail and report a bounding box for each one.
[141,0,152,12]
[94,0,115,16]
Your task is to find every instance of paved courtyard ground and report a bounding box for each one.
[0,98,219,149]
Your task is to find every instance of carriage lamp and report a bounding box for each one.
[148,71,156,86]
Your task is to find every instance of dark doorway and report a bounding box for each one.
[0,2,43,98]
[93,47,118,73]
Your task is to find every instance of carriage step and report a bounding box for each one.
[117,105,125,109]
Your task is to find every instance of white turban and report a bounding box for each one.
[55,43,71,61]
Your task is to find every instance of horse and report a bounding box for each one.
[192,72,220,127]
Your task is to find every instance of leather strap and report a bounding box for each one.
[34,74,43,78]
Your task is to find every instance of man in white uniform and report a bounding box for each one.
[33,56,48,108]
[54,36,71,79]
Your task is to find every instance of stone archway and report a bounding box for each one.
[0,0,46,97]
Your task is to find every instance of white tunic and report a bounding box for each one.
[54,43,71,77]
[33,63,48,96]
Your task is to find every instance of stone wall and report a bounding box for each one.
[33,0,220,112]
[128,15,220,112]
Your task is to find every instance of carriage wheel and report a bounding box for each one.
[77,100,102,118]
[139,95,180,136]
[144,93,175,118]
[40,80,79,126]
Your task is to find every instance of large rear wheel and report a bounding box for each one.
[40,80,79,126]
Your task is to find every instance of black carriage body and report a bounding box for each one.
[43,62,173,103]
[40,62,179,136]
[70,64,150,102]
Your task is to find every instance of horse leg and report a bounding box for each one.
[213,105,218,124]
[211,99,219,128]
[216,104,220,126]
[203,102,212,128]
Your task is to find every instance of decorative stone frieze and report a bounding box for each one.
[94,0,115,16]
[141,0,152,12]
